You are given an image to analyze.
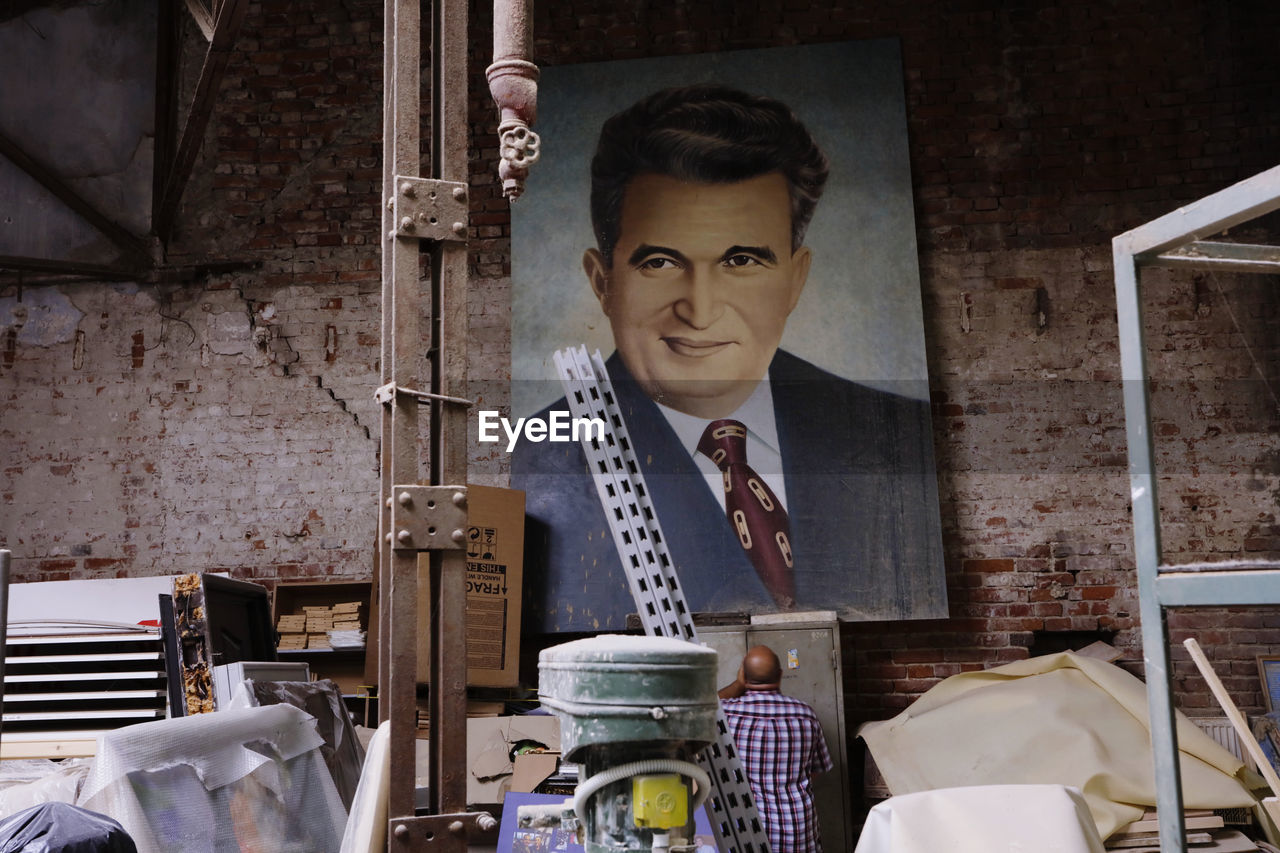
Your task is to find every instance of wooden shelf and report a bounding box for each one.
[277,648,366,659]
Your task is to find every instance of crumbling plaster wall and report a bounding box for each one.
[1,278,378,577]
[1,0,1279,726]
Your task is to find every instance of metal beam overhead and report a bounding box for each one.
[0,255,142,280]
[0,130,151,267]
[153,0,249,242]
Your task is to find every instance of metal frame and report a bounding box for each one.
[376,0,492,847]
[1114,163,1280,853]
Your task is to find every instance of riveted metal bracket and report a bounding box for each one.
[388,485,468,552]
[389,811,497,849]
[390,176,469,241]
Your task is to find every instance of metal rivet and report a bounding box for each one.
[397,529,412,544]
[400,217,415,231]
[385,198,394,210]
[398,491,412,506]
[451,529,465,544]
[452,186,466,201]
[452,491,466,507]
[400,182,415,198]
[384,532,393,542]
[393,824,409,839]
[448,820,465,835]
[385,496,393,508]
[451,221,466,235]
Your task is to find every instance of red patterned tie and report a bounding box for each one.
[697,419,796,609]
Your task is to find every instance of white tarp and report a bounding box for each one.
[860,652,1267,840]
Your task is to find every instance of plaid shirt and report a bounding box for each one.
[722,689,833,853]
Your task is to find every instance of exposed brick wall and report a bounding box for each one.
[2,0,1279,766]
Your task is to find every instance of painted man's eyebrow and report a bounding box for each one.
[626,243,688,266]
[722,244,778,264]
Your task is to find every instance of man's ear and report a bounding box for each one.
[583,248,611,314]
[786,246,812,314]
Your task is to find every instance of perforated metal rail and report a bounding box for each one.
[554,345,772,853]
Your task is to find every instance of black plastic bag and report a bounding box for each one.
[0,802,137,853]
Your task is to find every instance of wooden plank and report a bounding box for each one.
[1107,832,1213,848]
[0,254,140,280]
[153,0,250,241]
[1115,815,1224,835]
[0,732,100,760]
[1106,830,1258,853]
[1184,638,1280,831]
[152,0,180,229]
[182,0,214,39]
[1185,638,1280,792]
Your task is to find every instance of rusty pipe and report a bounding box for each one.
[487,0,539,201]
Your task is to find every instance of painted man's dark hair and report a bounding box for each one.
[589,84,831,267]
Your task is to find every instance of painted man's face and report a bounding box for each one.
[584,172,811,419]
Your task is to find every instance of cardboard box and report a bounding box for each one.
[466,715,561,805]
[412,485,525,687]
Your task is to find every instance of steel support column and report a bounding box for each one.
[378,0,422,828]
[378,0,489,847]
[426,0,472,819]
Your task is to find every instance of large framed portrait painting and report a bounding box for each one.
[508,40,947,632]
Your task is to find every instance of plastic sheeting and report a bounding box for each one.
[860,652,1267,840]
[338,721,389,853]
[78,703,347,853]
[0,802,136,853]
[0,760,91,819]
[854,785,1107,853]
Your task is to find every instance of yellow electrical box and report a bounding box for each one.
[632,773,688,829]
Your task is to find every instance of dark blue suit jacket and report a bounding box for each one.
[511,350,945,632]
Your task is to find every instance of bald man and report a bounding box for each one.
[719,646,833,853]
